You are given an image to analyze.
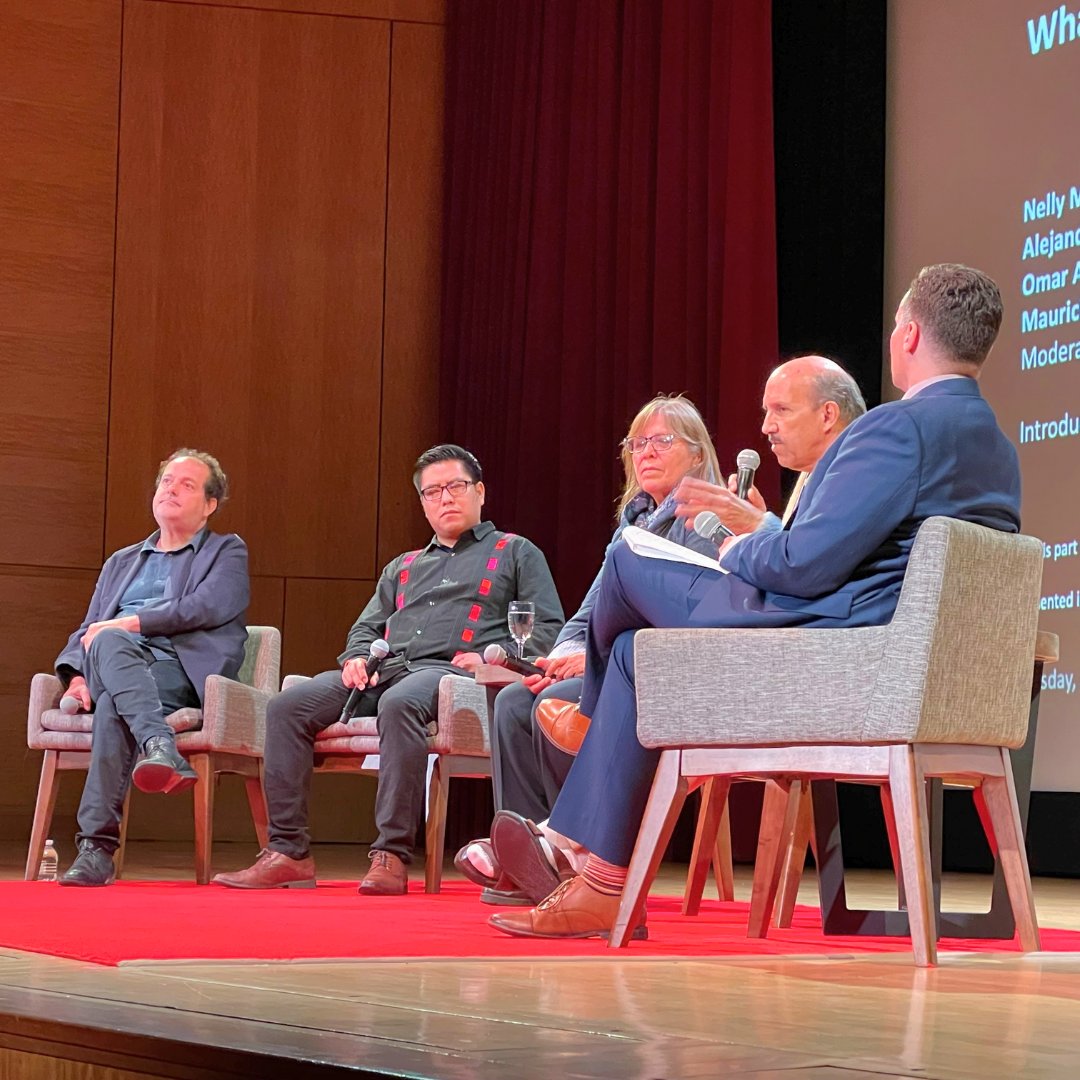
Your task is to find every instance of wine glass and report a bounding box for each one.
[507,600,535,660]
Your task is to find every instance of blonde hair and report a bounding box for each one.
[615,395,721,519]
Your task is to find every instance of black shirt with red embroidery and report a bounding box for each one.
[338,521,564,678]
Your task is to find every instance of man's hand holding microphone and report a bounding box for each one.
[675,449,764,554]
[339,639,392,723]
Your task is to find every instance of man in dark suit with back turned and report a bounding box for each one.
[55,449,250,887]
[490,262,1023,939]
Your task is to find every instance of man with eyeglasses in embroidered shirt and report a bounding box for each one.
[214,444,564,895]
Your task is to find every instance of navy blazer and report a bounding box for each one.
[55,530,250,704]
[702,378,1021,628]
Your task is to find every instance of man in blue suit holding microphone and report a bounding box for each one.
[490,263,1022,939]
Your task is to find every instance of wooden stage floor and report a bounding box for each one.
[2,840,1079,1079]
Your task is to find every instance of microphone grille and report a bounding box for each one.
[369,639,391,659]
[59,695,79,715]
[482,643,506,664]
[736,448,761,471]
[693,510,721,539]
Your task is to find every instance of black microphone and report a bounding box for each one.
[735,448,761,500]
[483,643,545,678]
[338,639,392,723]
[693,510,733,545]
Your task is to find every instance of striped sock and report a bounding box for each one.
[581,854,628,896]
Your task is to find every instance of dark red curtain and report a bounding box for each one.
[441,0,779,611]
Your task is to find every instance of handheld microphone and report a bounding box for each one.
[735,448,761,500]
[483,643,545,678]
[693,510,734,545]
[60,695,81,715]
[338,639,392,723]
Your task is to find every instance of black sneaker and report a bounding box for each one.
[58,840,116,887]
[132,736,197,794]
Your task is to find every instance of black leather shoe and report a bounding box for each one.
[491,811,575,904]
[58,840,116,887]
[131,736,197,794]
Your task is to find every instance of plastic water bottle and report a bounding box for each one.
[38,840,59,882]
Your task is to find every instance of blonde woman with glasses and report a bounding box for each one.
[456,395,722,905]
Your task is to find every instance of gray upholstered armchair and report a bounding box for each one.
[610,517,1043,965]
[278,670,492,892]
[26,625,281,884]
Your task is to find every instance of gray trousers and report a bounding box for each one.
[77,628,198,852]
[263,666,445,863]
[490,678,579,822]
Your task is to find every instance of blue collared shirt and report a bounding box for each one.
[116,528,207,660]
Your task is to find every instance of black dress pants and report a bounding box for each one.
[263,666,445,863]
[490,678,578,821]
[77,629,198,852]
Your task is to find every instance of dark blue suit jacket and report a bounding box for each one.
[700,378,1021,628]
[55,530,250,704]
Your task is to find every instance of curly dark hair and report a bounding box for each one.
[155,449,229,506]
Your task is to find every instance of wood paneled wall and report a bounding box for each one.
[0,0,444,845]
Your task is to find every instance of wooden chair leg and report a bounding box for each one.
[244,759,270,849]
[25,751,60,880]
[971,783,999,859]
[888,746,937,966]
[683,778,729,914]
[748,779,797,938]
[978,751,1040,952]
[611,750,693,948]
[191,753,215,885]
[774,781,813,928]
[879,784,904,908]
[425,756,450,893]
[714,796,735,902]
[114,787,132,879]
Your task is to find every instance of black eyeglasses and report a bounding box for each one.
[419,479,476,503]
[621,434,684,455]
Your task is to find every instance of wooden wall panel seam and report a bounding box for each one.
[102,0,127,570]
[137,0,446,27]
[373,21,395,583]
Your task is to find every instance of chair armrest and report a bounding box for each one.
[435,674,491,756]
[1035,629,1059,664]
[28,673,64,741]
[195,674,274,754]
[474,664,521,688]
[634,626,891,748]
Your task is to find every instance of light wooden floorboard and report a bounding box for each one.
[1,840,1079,1078]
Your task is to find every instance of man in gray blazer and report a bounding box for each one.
[54,449,250,887]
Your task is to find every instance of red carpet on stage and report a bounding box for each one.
[2,880,1076,967]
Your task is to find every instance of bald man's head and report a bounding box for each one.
[760,355,866,471]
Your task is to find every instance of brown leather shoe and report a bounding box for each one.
[535,698,591,755]
[211,848,316,889]
[488,876,647,940]
[359,849,408,895]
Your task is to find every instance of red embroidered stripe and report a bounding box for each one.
[394,551,422,610]
[468,603,482,622]
[461,628,474,643]
[479,578,492,596]
[486,557,499,571]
